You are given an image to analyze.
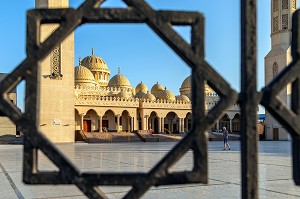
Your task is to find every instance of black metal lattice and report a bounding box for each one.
[0,0,299,198]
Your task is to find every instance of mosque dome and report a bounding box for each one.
[135,81,148,93]
[143,91,156,102]
[176,95,190,103]
[180,75,216,97]
[181,76,191,90]
[156,88,176,102]
[116,91,131,100]
[135,90,146,99]
[74,64,97,87]
[75,65,95,81]
[151,82,164,97]
[108,68,132,89]
[81,48,110,86]
[81,48,110,73]
[180,76,191,97]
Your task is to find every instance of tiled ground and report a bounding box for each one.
[0,141,299,198]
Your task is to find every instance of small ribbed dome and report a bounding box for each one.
[135,81,148,93]
[135,90,146,99]
[116,91,131,99]
[181,76,191,90]
[75,65,95,82]
[81,48,110,73]
[180,75,216,97]
[108,68,131,88]
[157,88,176,102]
[143,91,156,101]
[176,95,190,102]
[151,82,164,96]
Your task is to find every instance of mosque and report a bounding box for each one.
[73,49,240,137]
[9,0,299,142]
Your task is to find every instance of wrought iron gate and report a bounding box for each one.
[0,0,299,198]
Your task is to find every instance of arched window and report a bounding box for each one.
[273,62,278,78]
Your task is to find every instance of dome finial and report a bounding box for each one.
[92,48,94,55]
[78,57,81,65]
[118,67,120,74]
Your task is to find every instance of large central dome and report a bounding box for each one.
[81,48,110,86]
[81,49,109,72]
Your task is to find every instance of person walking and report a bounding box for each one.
[222,126,230,150]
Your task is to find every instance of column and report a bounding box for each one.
[216,120,219,131]
[179,118,182,133]
[158,117,161,133]
[80,113,85,132]
[229,119,232,132]
[142,116,146,130]
[130,117,134,132]
[182,118,185,132]
[116,114,120,132]
[161,117,165,133]
[146,115,149,130]
[98,115,102,132]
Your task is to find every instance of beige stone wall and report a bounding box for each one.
[36,0,75,143]
[0,117,15,136]
[0,92,16,136]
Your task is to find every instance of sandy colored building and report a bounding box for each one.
[0,73,17,136]
[73,49,241,136]
[34,0,240,143]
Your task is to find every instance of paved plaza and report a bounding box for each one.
[0,141,299,198]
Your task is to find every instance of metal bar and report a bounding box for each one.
[292,136,300,185]
[291,11,300,186]
[240,0,258,198]
[190,15,207,173]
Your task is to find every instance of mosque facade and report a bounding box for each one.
[1,0,241,143]
[73,49,241,138]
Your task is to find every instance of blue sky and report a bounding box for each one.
[0,0,281,113]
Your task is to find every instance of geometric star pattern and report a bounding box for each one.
[0,0,298,198]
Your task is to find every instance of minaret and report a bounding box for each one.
[264,0,297,140]
[36,0,75,142]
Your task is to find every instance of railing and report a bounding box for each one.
[75,130,88,142]
[134,130,158,142]
[163,128,172,134]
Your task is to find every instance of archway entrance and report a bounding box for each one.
[232,114,240,132]
[83,120,91,132]
[149,111,159,133]
[219,114,230,131]
[165,112,178,133]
